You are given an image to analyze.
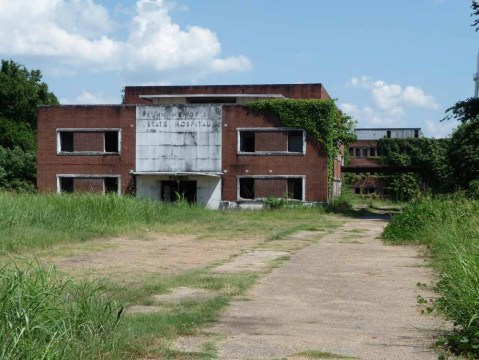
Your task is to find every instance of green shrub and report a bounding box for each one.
[0,261,125,359]
[383,196,479,356]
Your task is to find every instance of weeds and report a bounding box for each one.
[0,260,125,359]
[383,194,479,357]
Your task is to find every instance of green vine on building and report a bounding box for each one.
[245,99,356,196]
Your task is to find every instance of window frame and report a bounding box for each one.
[56,174,121,195]
[236,175,306,201]
[236,128,306,155]
[56,128,122,155]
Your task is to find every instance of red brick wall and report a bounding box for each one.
[255,131,288,152]
[74,178,104,193]
[255,179,288,198]
[74,132,104,152]
[37,105,136,193]
[222,106,329,202]
[124,83,329,104]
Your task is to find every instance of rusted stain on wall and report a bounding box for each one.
[136,105,222,172]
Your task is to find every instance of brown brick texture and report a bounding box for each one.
[37,105,136,193]
[254,131,288,152]
[222,106,329,202]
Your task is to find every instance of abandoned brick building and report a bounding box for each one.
[343,128,422,195]
[37,83,341,209]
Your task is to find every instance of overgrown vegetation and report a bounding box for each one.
[245,99,356,194]
[0,59,58,191]
[383,196,479,357]
[0,193,211,252]
[0,261,125,359]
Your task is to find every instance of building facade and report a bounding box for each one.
[343,128,422,195]
[37,83,340,208]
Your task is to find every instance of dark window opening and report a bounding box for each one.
[386,130,391,138]
[59,177,73,193]
[104,131,119,152]
[377,147,381,156]
[369,148,376,157]
[349,147,354,156]
[240,131,255,152]
[239,178,255,199]
[287,178,303,200]
[362,148,368,157]
[161,180,197,203]
[355,187,361,195]
[104,178,118,193]
[368,187,375,194]
[60,132,74,152]
[187,97,236,104]
[288,131,303,152]
[355,148,361,157]
[414,129,419,138]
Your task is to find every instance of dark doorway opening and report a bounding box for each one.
[161,180,197,203]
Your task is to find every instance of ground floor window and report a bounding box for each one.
[238,176,304,201]
[161,180,197,203]
[57,176,120,194]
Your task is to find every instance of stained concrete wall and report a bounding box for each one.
[136,175,221,209]
[136,105,222,172]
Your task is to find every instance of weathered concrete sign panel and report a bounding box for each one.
[136,105,222,172]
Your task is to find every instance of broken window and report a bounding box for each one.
[414,129,419,138]
[104,177,119,193]
[58,130,120,154]
[369,148,376,157]
[58,176,119,194]
[59,177,73,193]
[355,187,361,195]
[239,178,255,199]
[288,131,303,152]
[349,147,354,156]
[386,130,391,138]
[239,131,255,152]
[104,131,119,152]
[59,132,74,152]
[355,148,361,157]
[287,178,303,200]
[238,129,305,154]
[362,148,368,157]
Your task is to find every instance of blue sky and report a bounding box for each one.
[0,0,476,137]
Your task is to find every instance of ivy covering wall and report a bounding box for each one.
[370,138,451,199]
[245,99,356,197]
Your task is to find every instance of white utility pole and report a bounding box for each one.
[474,49,479,98]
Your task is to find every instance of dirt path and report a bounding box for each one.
[200,216,446,359]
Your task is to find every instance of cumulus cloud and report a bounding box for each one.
[343,76,441,131]
[425,120,456,139]
[61,90,121,104]
[0,0,251,76]
[346,76,439,112]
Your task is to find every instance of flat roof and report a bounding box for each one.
[139,94,287,100]
[355,128,421,131]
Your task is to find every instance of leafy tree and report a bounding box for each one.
[472,0,479,31]
[448,121,479,189]
[0,59,58,190]
[0,60,58,127]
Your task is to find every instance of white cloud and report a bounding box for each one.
[425,120,456,138]
[0,0,251,77]
[61,90,120,104]
[347,76,439,113]
[343,76,441,131]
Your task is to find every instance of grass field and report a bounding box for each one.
[383,195,479,357]
[0,192,341,359]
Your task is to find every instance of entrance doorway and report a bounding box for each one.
[161,180,197,204]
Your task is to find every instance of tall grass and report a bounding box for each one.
[383,195,479,356]
[0,260,125,359]
[0,192,211,252]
